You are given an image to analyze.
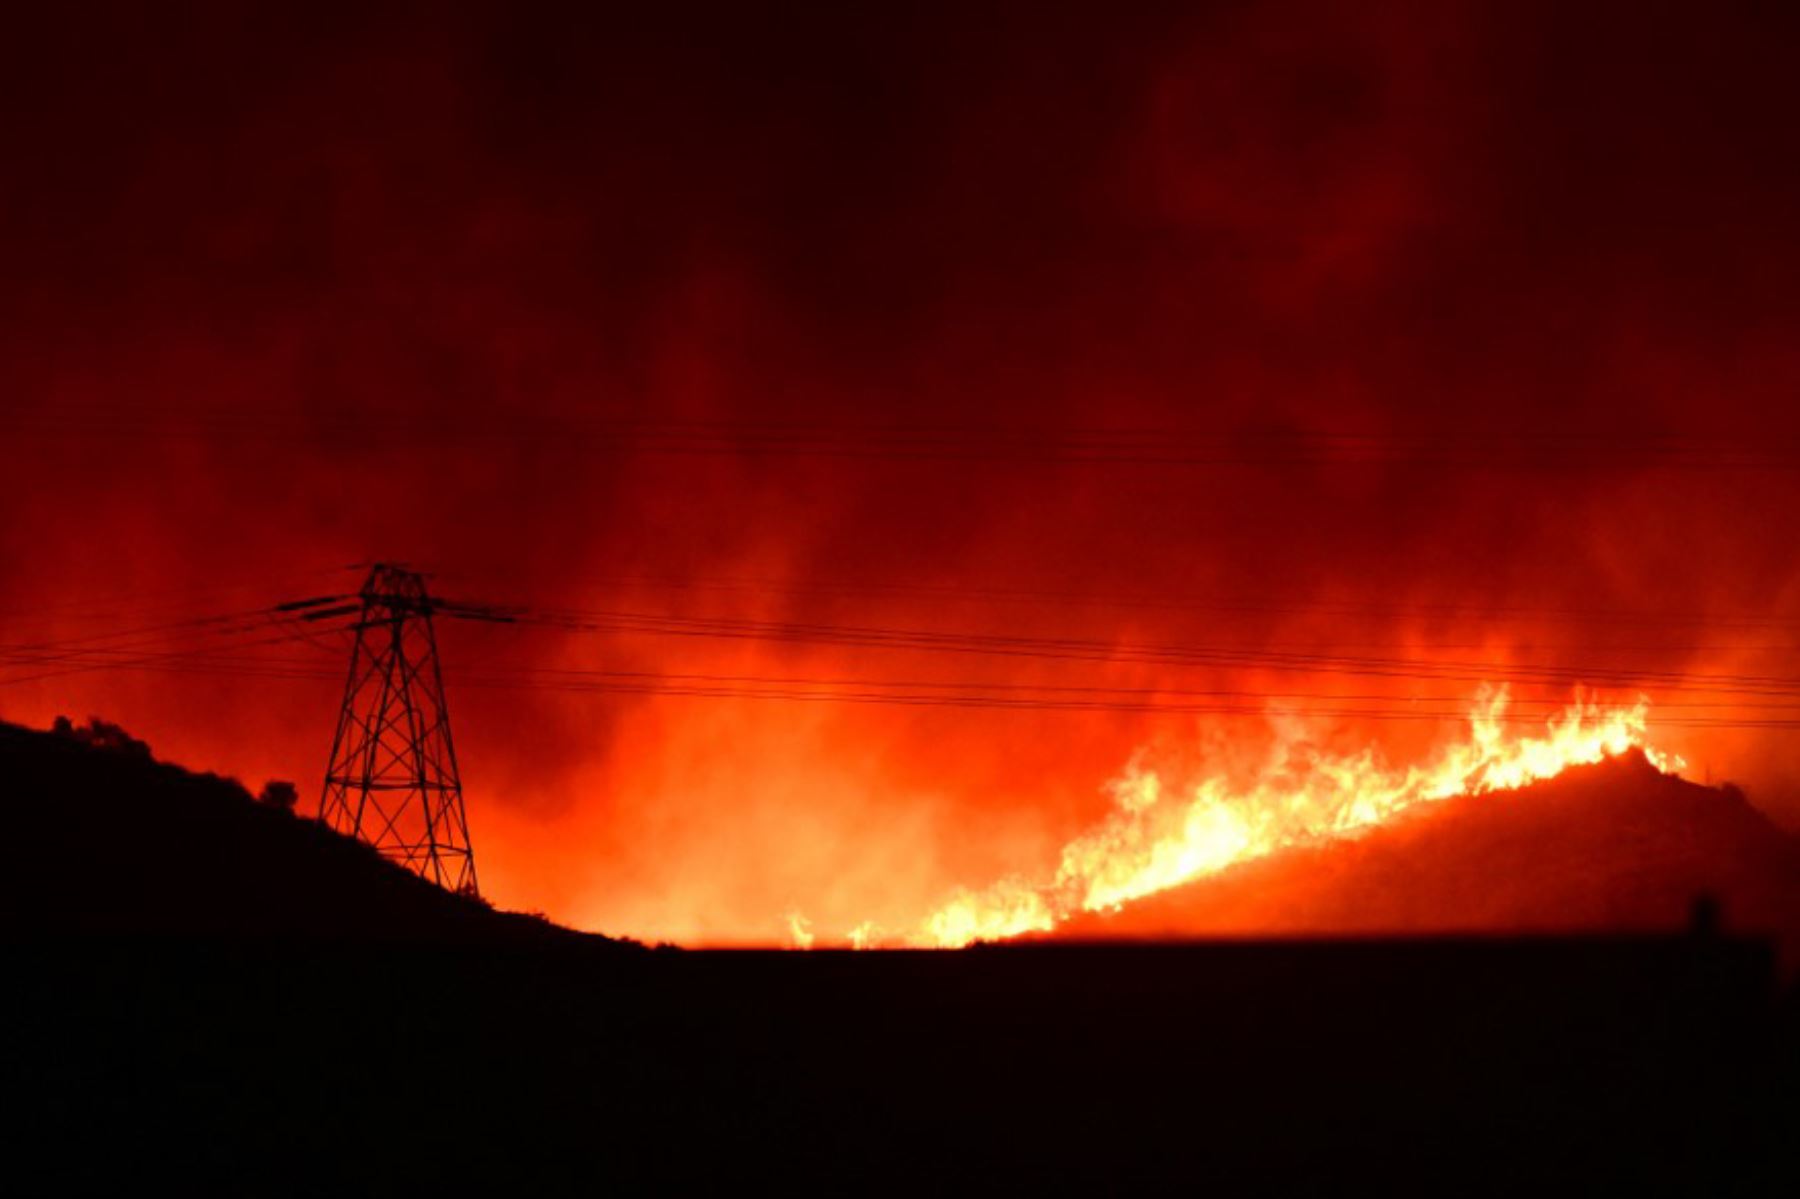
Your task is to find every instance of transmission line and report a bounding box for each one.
[14,581,1800,729]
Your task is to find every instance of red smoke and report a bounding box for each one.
[4,2,1800,943]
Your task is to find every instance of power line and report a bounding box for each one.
[0,624,344,688]
[12,584,1800,728]
[0,568,348,626]
[0,598,354,687]
[17,634,1800,730]
[430,601,1800,700]
[9,595,1800,703]
[428,568,1800,631]
[8,413,1800,470]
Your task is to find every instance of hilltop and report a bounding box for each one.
[9,713,1795,956]
[0,715,634,948]
[1052,750,1800,957]
[0,718,1791,1193]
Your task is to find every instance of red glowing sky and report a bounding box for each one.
[5,2,1800,943]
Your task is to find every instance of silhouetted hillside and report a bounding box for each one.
[1055,751,1800,959]
[1,720,1793,1193]
[0,716,634,948]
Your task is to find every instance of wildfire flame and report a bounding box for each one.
[785,911,815,949]
[785,687,1683,949]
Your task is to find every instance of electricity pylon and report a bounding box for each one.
[319,564,479,897]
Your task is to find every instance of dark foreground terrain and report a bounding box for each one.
[6,935,1794,1194]
[3,718,1797,1193]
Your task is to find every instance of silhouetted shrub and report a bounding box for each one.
[58,716,151,757]
[258,780,300,814]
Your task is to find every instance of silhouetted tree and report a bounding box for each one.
[258,780,299,815]
[62,717,151,757]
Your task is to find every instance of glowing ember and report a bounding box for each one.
[896,687,1680,948]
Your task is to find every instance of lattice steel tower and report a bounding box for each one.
[319,564,479,896]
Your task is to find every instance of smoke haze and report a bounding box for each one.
[5,2,1800,941]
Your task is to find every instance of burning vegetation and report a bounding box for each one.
[796,689,1689,948]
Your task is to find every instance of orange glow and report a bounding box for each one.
[864,688,1682,947]
[5,0,1800,963]
[785,911,815,949]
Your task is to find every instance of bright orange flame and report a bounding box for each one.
[785,911,815,949]
[906,687,1682,948]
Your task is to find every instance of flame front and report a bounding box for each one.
[910,687,1682,947]
[785,911,815,949]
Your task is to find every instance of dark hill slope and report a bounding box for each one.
[1056,752,1800,955]
[0,717,633,947]
[1,723,1791,1193]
